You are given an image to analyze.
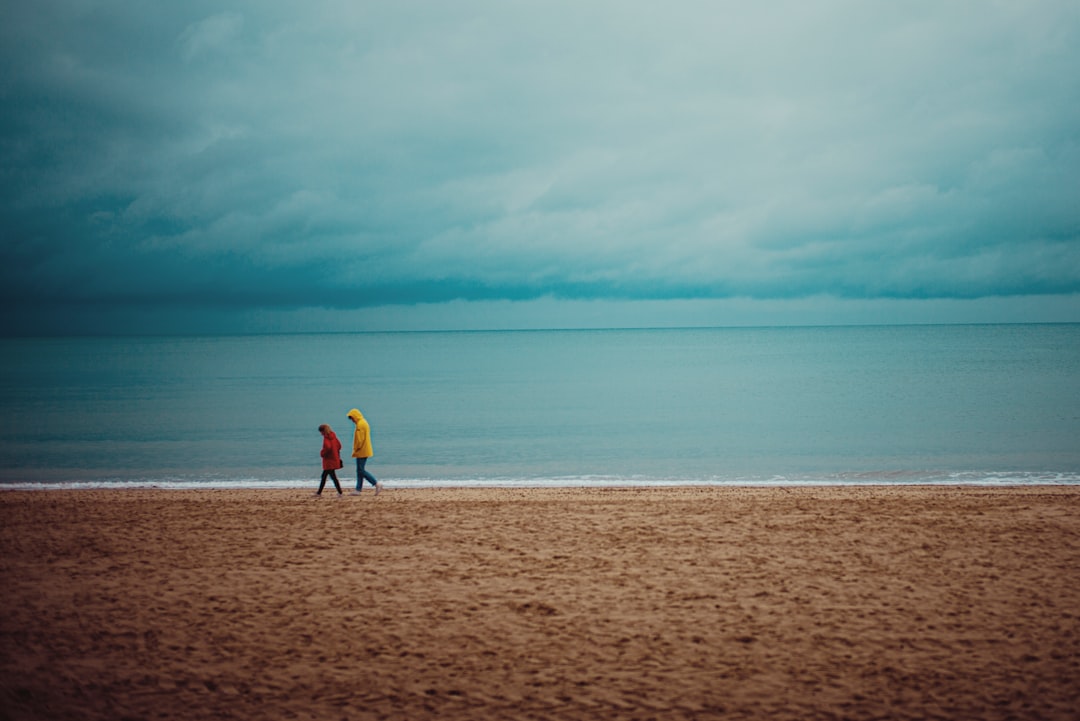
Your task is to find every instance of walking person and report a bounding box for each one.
[315,424,344,497]
[347,408,382,495]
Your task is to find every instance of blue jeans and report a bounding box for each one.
[355,457,378,490]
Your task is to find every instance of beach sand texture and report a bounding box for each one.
[1,486,1078,720]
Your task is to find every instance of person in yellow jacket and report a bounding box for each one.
[347,408,382,495]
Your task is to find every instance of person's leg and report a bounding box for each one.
[358,457,382,495]
[317,470,329,495]
[357,457,379,489]
[329,470,342,494]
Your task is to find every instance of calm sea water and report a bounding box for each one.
[1,325,1078,489]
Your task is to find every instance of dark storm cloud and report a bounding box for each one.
[2,0,1079,330]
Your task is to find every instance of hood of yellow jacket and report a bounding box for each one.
[347,409,365,423]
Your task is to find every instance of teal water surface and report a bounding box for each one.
[1,324,1078,488]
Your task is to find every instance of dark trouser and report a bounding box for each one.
[318,469,342,494]
[355,457,378,490]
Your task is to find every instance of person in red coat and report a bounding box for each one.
[315,424,344,496]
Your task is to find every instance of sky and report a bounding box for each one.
[2,0,1079,334]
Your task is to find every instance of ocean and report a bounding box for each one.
[1,324,1079,489]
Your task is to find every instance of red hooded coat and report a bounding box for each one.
[321,431,343,471]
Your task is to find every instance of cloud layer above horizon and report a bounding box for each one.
[2,0,1079,329]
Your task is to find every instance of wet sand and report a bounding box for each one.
[1,486,1078,720]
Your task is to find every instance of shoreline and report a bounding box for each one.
[4,476,1080,491]
[2,486,1078,720]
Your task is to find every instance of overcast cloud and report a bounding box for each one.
[2,0,1079,332]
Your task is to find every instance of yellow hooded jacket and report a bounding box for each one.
[347,408,373,458]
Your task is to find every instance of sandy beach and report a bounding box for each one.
[1,486,1078,720]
